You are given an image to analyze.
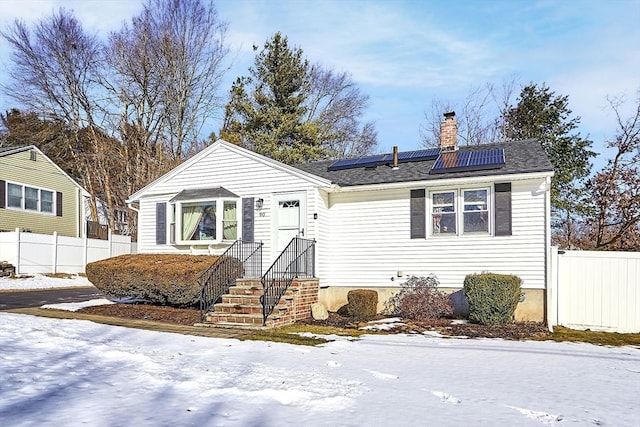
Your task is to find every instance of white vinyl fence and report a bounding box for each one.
[0,228,136,274]
[549,248,640,333]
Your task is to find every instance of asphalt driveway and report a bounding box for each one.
[0,287,104,310]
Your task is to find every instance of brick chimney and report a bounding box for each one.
[440,111,457,151]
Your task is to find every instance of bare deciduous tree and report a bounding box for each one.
[306,66,377,158]
[580,93,640,250]
[1,1,230,236]
[1,9,108,223]
[420,77,518,147]
[151,0,230,160]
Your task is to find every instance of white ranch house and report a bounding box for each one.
[127,114,554,325]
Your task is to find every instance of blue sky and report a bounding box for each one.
[0,0,639,168]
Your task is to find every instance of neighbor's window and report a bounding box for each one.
[25,187,39,211]
[432,191,456,234]
[7,183,22,208]
[463,189,488,233]
[5,182,55,214]
[41,190,54,213]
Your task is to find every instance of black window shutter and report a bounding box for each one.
[156,202,167,244]
[494,183,512,236]
[410,189,426,239]
[56,192,63,216]
[242,197,255,241]
[0,180,5,209]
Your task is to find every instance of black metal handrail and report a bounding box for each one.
[261,237,315,325]
[199,240,263,320]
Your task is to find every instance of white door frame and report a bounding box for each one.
[271,191,307,258]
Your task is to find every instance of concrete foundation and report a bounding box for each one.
[319,286,545,323]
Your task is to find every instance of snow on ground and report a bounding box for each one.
[1,312,639,427]
[1,276,639,426]
[41,299,114,311]
[0,274,92,290]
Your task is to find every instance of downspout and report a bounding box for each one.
[77,189,81,238]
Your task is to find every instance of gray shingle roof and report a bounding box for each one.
[295,139,553,186]
[169,187,239,202]
[0,145,32,157]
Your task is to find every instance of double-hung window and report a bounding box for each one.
[462,189,488,233]
[431,191,456,235]
[7,183,22,208]
[222,201,238,240]
[429,187,490,236]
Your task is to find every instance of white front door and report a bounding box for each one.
[273,192,306,254]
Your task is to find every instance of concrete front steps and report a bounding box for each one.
[202,277,320,329]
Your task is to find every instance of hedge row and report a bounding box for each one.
[86,254,219,307]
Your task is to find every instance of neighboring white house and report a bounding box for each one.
[127,114,554,321]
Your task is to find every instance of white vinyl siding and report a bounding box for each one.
[313,190,330,280]
[325,178,548,290]
[136,144,322,263]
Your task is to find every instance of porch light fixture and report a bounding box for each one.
[255,198,264,210]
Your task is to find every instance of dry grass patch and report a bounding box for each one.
[548,327,640,347]
[242,330,329,346]
[242,324,367,346]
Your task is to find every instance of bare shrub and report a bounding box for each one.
[346,289,378,319]
[385,275,453,321]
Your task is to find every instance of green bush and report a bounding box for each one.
[346,289,378,319]
[463,273,522,325]
[86,254,220,307]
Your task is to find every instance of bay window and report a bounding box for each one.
[168,187,240,244]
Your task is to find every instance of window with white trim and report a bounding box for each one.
[430,187,490,236]
[431,191,456,234]
[171,199,238,244]
[462,189,488,233]
[5,182,55,214]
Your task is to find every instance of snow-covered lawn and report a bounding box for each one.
[0,274,92,290]
[1,313,639,426]
[1,276,638,425]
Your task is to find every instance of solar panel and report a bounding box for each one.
[327,159,357,170]
[430,148,505,174]
[328,154,391,171]
[354,154,391,168]
[397,148,440,162]
[327,147,441,171]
